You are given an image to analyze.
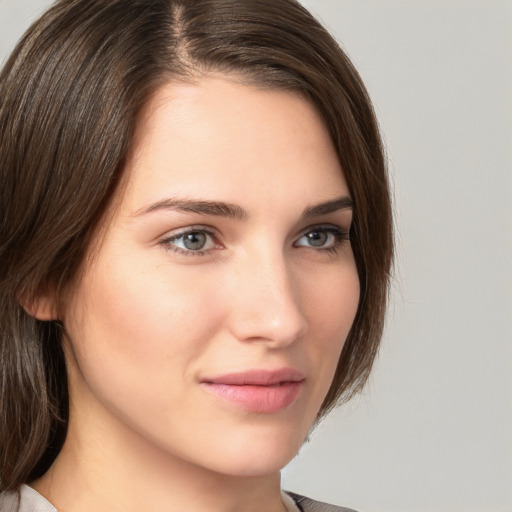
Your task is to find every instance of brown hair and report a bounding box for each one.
[0,0,392,492]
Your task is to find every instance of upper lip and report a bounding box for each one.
[201,368,305,386]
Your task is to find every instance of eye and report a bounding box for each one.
[294,226,349,251]
[161,228,219,255]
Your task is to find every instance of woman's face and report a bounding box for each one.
[60,76,360,478]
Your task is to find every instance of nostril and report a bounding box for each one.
[227,300,308,346]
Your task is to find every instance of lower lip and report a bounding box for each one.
[201,381,303,413]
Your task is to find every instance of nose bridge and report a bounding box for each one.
[227,243,309,345]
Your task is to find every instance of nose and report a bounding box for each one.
[226,249,309,347]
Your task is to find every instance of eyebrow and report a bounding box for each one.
[135,198,248,220]
[134,195,353,220]
[301,196,354,218]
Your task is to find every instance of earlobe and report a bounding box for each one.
[21,291,60,321]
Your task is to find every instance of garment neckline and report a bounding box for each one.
[19,484,300,512]
[19,484,57,511]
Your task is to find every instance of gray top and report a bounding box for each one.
[0,485,358,512]
[288,492,358,512]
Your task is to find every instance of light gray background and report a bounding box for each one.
[1,1,511,511]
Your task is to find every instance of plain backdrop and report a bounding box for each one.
[1,1,511,511]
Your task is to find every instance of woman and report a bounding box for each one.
[0,0,393,511]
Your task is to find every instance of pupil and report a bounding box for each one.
[184,232,206,250]
[308,231,327,247]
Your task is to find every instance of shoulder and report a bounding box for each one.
[286,491,360,512]
[0,489,20,512]
[0,485,56,512]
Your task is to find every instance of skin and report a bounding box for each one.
[32,76,360,512]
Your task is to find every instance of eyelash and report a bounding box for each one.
[294,225,350,254]
[160,227,219,257]
[159,224,350,257]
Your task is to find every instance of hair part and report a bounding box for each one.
[0,0,392,491]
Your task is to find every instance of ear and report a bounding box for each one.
[20,288,60,321]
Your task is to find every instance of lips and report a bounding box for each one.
[200,368,305,413]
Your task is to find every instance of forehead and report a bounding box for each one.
[118,75,348,215]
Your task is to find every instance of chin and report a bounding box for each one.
[209,452,295,479]
[201,423,307,478]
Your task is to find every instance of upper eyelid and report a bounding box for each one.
[161,225,219,240]
[296,223,350,236]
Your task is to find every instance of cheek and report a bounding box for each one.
[306,263,360,344]
[61,256,225,412]
[75,257,221,348]
[297,258,360,398]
